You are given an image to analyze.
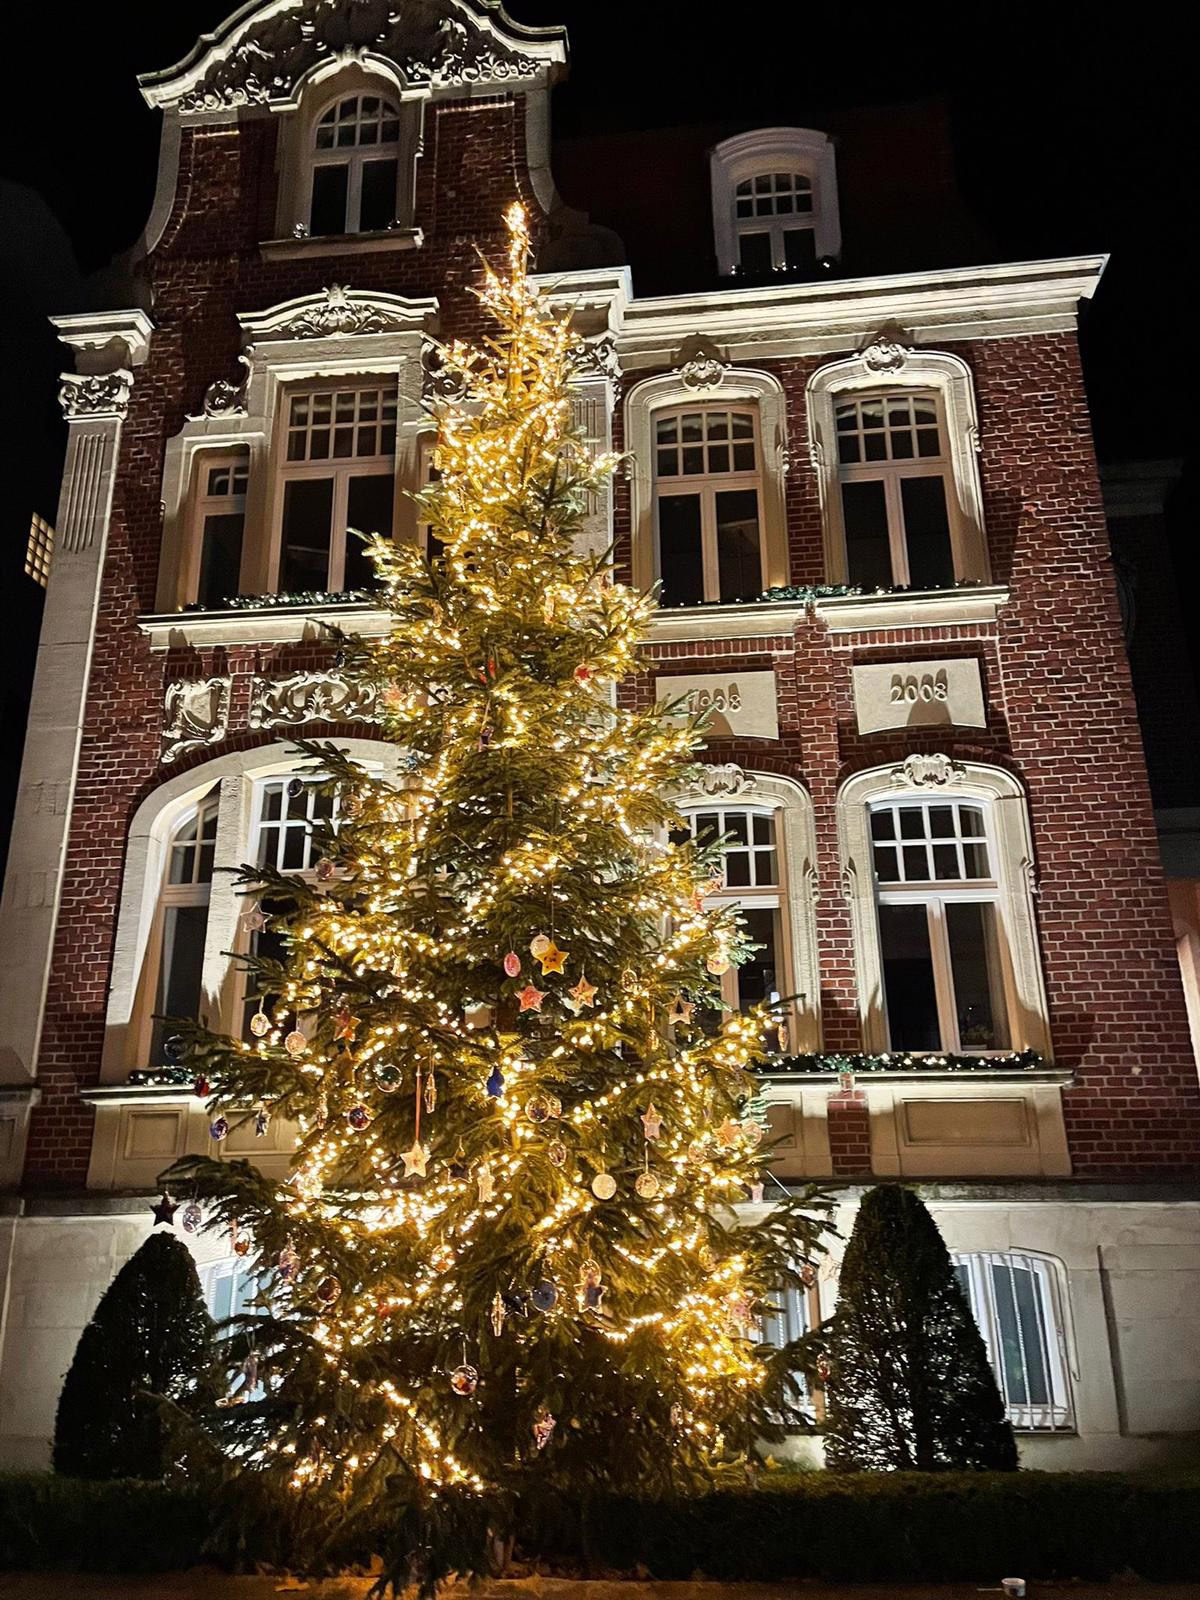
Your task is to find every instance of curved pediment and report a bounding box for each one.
[139,0,567,115]
[237,284,440,342]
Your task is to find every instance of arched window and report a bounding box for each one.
[952,1251,1075,1431]
[710,128,840,279]
[145,790,219,1066]
[733,170,815,273]
[308,92,403,236]
[653,405,764,606]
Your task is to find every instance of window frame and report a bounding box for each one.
[187,450,250,608]
[733,169,817,273]
[710,127,841,277]
[136,790,220,1069]
[953,1250,1076,1432]
[653,404,767,605]
[307,91,404,237]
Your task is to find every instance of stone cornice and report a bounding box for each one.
[813,585,1010,633]
[139,600,393,652]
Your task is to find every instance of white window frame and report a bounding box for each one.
[837,758,1051,1058]
[684,803,789,1020]
[653,404,766,605]
[626,369,790,602]
[953,1250,1076,1432]
[710,127,841,277]
[307,91,404,237]
[732,170,816,273]
[186,450,249,607]
[807,346,990,589]
[136,790,220,1068]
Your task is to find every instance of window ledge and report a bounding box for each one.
[759,1067,1072,1086]
[139,600,392,652]
[81,1083,201,1107]
[813,585,1010,632]
[260,227,423,262]
[649,598,807,644]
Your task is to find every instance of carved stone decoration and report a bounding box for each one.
[58,370,134,420]
[202,377,247,417]
[573,333,620,382]
[174,1,541,114]
[688,762,756,800]
[421,341,469,403]
[889,752,968,789]
[162,678,231,764]
[249,672,378,731]
[280,284,405,339]
[1020,855,1041,898]
[860,329,911,374]
[840,859,857,904]
[678,340,730,392]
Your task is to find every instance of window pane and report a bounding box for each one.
[737,907,779,1009]
[990,1262,1051,1406]
[870,808,895,841]
[359,158,398,232]
[873,844,899,881]
[197,512,244,608]
[715,488,761,601]
[947,901,1009,1049]
[879,902,941,1049]
[900,476,955,590]
[841,480,893,587]
[928,805,955,837]
[658,495,704,607]
[345,474,395,590]
[737,231,772,273]
[280,478,334,592]
[309,164,349,236]
[783,227,816,271]
[150,903,209,1065]
[725,851,751,887]
[724,813,749,846]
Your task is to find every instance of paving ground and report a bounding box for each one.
[0,1580,1194,1600]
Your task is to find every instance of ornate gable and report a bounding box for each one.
[139,0,567,115]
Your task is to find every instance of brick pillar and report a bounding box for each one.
[827,1090,872,1177]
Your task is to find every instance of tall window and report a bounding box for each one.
[734,171,815,273]
[870,797,1010,1052]
[835,392,955,590]
[193,454,248,608]
[309,93,402,236]
[953,1252,1074,1431]
[680,805,786,1024]
[147,792,218,1065]
[278,385,397,592]
[654,407,763,606]
[25,512,54,587]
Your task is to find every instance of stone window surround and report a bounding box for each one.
[625,368,790,601]
[837,758,1051,1058]
[952,1246,1078,1432]
[155,289,437,613]
[709,127,841,278]
[667,767,821,1051]
[807,345,990,588]
[100,738,402,1086]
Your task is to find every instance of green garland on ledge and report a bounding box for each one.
[182,589,372,613]
[763,1049,1045,1076]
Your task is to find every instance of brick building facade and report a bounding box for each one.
[1,0,1196,1470]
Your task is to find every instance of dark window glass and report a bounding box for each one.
[737,231,772,273]
[991,1263,1051,1405]
[150,904,209,1065]
[715,488,761,600]
[841,480,893,587]
[783,227,817,271]
[879,902,940,1049]
[345,473,395,589]
[197,512,244,609]
[280,477,334,591]
[243,923,290,1041]
[309,164,349,236]
[359,158,399,232]
[901,476,955,589]
[737,907,779,1009]
[658,494,704,606]
[947,901,1008,1049]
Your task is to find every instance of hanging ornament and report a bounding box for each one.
[725,1290,755,1336]
[423,1072,437,1114]
[531,1279,558,1312]
[192,1074,211,1098]
[716,1116,741,1149]
[641,1103,664,1141]
[686,1139,707,1165]
[532,1411,556,1450]
[574,664,593,683]
[529,934,551,959]
[476,1163,494,1203]
[578,1259,604,1311]
[740,1118,764,1149]
[670,1402,686,1432]
[485,1063,504,1098]
[347,1105,373,1131]
[254,1106,270,1138]
[749,1182,766,1204]
[181,1201,202,1234]
[286,777,305,799]
[635,1169,660,1200]
[449,1154,469,1181]
[620,968,637,991]
[401,1141,429,1178]
[490,1291,506,1337]
[591,1171,617,1200]
[163,1035,185,1063]
[284,1030,307,1058]
[249,1009,271,1039]
[547,1138,567,1168]
[525,1094,552,1124]
[517,983,545,1012]
[241,1349,259,1392]
[209,1115,229,1142]
[314,857,336,883]
[332,1010,359,1043]
[706,952,731,976]
[316,1275,341,1305]
[503,951,521,978]
[277,1241,300,1282]
[537,940,568,975]
[430,1244,454,1275]
[150,1194,177,1228]
[477,720,493,752]
[668,995,694,1026]
[564,974,597,1013]
[315,1091,329,1128]
[375,1063,402,1093]
[837,1067,857,1092]
[450,1363,479,1397]
[232,1232,251,1260]
[342,790,363,818]
[241,904,270,934]
[546,1093,563,1118]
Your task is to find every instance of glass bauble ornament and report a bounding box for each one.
[547,1139,567,1168]
[314,857,335,882]
[347,1105,372,1131]
[193,1075,211,1098]
[706,952,730,975]
[504,951,521,977]
[232,1235,251,1258]
[316,1275,341,1305]
[450,1363,479,1397]
[209,1116,228,1141]
[686,1140,707,1165]
[532,1411,556,1450]
[249,1009,271,1038]
[181,1202,202,1234]
[277,1241,299,1282]
[486,1063,504,1098]
[545,1093,562,1119]
[374,1063,402,1092]
[591,1172,617,1200]
[286,777,305,798]
[529,933,551,958]
[163,1034,185,1063]
[531,1279,557,1312]
[525,1094,551,1124]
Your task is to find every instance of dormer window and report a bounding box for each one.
[711,128,840,279]
[309,93,403,236]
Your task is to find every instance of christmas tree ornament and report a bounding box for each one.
[706,951,730,976]
[401,1140,429,1178]
[284,1030,307,1057]
[193,1074,211,1098]
[670,1402,686,1432]
[342,791,363,818]
[241,904,270,934]
[635,1169,660,1200]
[347,1104,373,1131]
[531,1279,557,1312]
[564,974,597,1012]
[537,940,568,975]
[286,776,305,798]
[547,1138,567,1168]
[316,1275,341,1305]
[424,1072,438,1113]
[620,968,637,991]
[255,1106,270,1137]
[591,1171,617,1200]
[525,1094,552,1124]
[668,995,694,1025]
[450,1363,479,1397]
[503,951,521,977]
[374,1063,402,1093]
[249,1008,271,1039]
[545,1093,562,1118]
[716,1116,741,1149]
[740,1118,764,1149]
[150,1194,177,1228]
[686,1139,707,1165]
[476,1163,494,1203]
[517,983,545,1012]
[574,664,592,683]
[749,1182,766,1204]
[577,1259,604,1310]
[485,1063,504,1098]
[529,933,551,959]
[181,1201,202,1234]
[532,1410,556,1450]
[315,1091,329,1128]
[209,1115,228,1142]
[725,1290,755,1336]
[315,857,336,882]
[232,1234,251,1259]
[641,1103,663,1140]
[490,1291,506,1337]
[163,1034,185,1063]
[837,1066,857,1091]
[277,1241,300,1282]
[332,1009,359,1042]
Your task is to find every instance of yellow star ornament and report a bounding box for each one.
[538,940,569,975]
[401,1141,429,1178]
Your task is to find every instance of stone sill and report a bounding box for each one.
[81,1084,201,1107]
[138,600,392,651]
[259,227,423,261]
[759,1067,1072,1086]
[813,585,1010,632]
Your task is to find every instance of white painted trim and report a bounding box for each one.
[139,602,393,652]
[709,127,840,276]
[814,585,1010,633]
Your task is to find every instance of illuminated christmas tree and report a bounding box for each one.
[170,205,833,1588]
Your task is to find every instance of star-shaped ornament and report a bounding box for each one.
[401,1141,429,1178]
[564,974,597,1013]
[537,941,568,975]
[641,1103,664,1141]
[332,1010,359,1043]
[668,995,694,1025]
[241,905,270,933]
[517,983,545,1012]
[716,1116,741,1149]
[150,1194,177,1228]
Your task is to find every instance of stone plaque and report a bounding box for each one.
[655,670,778,740]
[851,658,984,734]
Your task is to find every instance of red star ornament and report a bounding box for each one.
[517,983,546,1012]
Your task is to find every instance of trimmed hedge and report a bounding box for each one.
[2,1468,1198,1579]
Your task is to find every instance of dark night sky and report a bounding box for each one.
[0,1,1194,859]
